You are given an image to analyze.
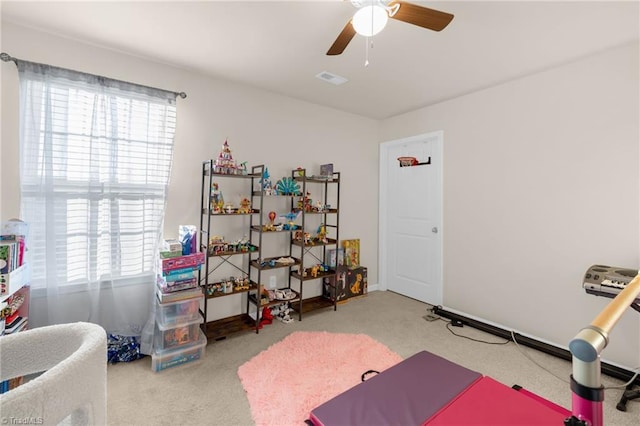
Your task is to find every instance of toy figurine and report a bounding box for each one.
[234,276,250,291]
[311,264,319,277]
[315,223,328,244]
[297,191,313,212]
[304,232,312,245]
[280,211,301,231]
[263,211,276,231]
[304,192,313,212]
[238,198,251,214]
[210,182,224,213]
[261,168,273,194]
[209,236,225,255]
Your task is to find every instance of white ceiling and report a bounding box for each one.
[1,1,638,119]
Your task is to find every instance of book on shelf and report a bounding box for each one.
[0,240,18,274]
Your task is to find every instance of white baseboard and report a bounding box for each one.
[367,283,380,292]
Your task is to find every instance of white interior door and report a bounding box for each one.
[379,132,443,305]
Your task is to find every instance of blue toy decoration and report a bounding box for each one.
[261,168,273,193]
[279,211,301,230]
[275,177,301,196]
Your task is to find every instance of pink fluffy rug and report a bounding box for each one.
[237,331,402,426]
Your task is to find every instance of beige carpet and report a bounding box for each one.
[107,291,639,425]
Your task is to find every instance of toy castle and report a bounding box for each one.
[213,139,246,175]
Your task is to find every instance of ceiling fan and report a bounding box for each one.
[327,0,454,55]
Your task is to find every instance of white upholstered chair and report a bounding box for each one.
[0,322,107,425]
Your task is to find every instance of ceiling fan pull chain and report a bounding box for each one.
[366,3,374,66]
[365,36,370,67]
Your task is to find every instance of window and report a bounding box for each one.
[17,62,177,294]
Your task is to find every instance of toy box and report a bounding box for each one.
[323,266,347,302]
[154,316,203,351]
[346,266,367,297]
[157,275,198,293]
[323,266,367,302]
[341,239,360,268]
[161,252,205,273]
[151,329,206,372]
[155,294,202,327]
[327,248,344,268]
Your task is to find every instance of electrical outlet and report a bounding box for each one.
[423,313,439,322]
[269,276,277,289]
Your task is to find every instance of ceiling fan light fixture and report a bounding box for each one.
[352,5,388,37]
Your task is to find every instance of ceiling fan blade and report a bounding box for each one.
[390,1,454,32]
[327,21,357,55]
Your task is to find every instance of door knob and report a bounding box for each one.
[432,227,438,233]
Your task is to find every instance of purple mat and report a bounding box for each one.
[309,350,482,426]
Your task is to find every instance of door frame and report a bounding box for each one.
[378,131,443,302]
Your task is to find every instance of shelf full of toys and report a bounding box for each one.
[198,140,264,340]
[287,166,341,320]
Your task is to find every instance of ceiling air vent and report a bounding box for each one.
[315,71,348,86]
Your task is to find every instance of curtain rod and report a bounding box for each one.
[1,52,187,99]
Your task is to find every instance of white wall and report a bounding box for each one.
[380,42,640,368]
[0,22,380,327]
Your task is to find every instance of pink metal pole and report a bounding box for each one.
[572,392,602,426]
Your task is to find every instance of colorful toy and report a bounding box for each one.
[261,168,273,194]
[263,211,277,231]
[280,211,301,230]
[315,223,328,244]
[213,139,244,175]
[310,265,319,277]
[275,177,301,196]
[234,276,251,291]
[238,198,252,214]
[210,182,224,212]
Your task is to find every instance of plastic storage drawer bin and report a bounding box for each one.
[154,316,203,351]
[156,295,202,326]
[151,329,206,372]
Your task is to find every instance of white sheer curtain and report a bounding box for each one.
[17,60,177,336]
